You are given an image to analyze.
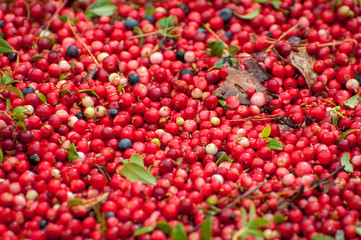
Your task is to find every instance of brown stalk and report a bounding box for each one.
[265,22,300,52]
[67,18,100,67]
[43,0,68,37]
[202,23,229,47]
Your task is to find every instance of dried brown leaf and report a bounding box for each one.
[213,67,272,105]
[290,50,317,89]
[245,59,270,83]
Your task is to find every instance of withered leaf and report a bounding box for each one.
[213,67,273,105]
[84,68,98,82]
[245,59,270,83]
[290,50,317,89]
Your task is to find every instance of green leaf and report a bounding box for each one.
[344,95,360,109]
[338,129,361,143]
[85,0,116,18]
[259,125,271,138]
[273,213,286,224]
[249,217,270,229]
[0,148,3,162]
[145,6,155,16]
[218,99,227,107]
[233,8,260,20]
[36,92,47,104]
[78,89,100,99]
[45,37,55,45]
[210,41,224,57]
[11,106,29,119]
[6,87,24,101]
[59,89,74,98]
[216,154,233,165]
[156,222,172,235]
[311,234,335,240]
[133,26,145,47]
[228,45,239,56]
[129,153,144,167]
[67,198,84,207]
[133,226,155,237]
[171,223,187,240]
[122,163,157,185]
[249,203,255,223]
[5,98,11,111]
[201,217,212,240]
[71,60,76,73]
[253,0,268,2]
[158,16,175,29]
[2,74,13,85]
[15,120,27,130]
[270,0,282,10]
[332,117,338,126]
[241,208,248,226]
[212,59,225,69]
[356,226,361,236]
[68,143,80,161]
[87,5,117,17]
[266,139,283,150]
[59,15,68,23]
[341,154,353,173]
[30,55,45,61]
[0,37,14,53]
[242,228,263,237]
[59,72,71,80]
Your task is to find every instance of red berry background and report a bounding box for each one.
[0,0,361,239]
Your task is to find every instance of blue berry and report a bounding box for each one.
[125,18,139,30]
[66,45,79,59]
[288,36,301,43]
[22,86,35,97]
[128,73,140,85]
[215,151,226,160]
[118,138,132,151]
[108,109,119,118]
[75,112,85,120]
[105,212,116,219]
[219,8,233,22]
[144,15,155,24]
[179,68,195,78]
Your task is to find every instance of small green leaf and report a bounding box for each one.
[158,16,175,29]
[0,148,3,162]
[11,106,29,119]
[241,208,248,226]
[36,92,47,104]
[59,72,71,80]
[6,86,24,101]
[71,60,76,73]
[260,125,271,138]
[213,59,226,69]
[87,5,117,17]
[171,223,187,240]
[227,45,239,56]
[2,73,13,85]
[242,228,264,237]
[45,37,55,45]
[270,0,282,10]
[218,99,227,107]
[67,198,84,207]
[129,153,144,167]
[30,55,45,61]
[59,89,74,98]
[249,217,270,229]
[122,163,157,185]
[249,203,255,222]
[133,226,155,237]
[68,143,80,161]
[341,153,353,173]
[233,8,260,20]
[78,89,100,99]
[267,139,283,150]
[59,15,68,23]
[5,98,11,111]
[356,226,361,236]
[230,57,238,67]
[273,213,287,224]
[15,120,27,130]
[344,95,360,109]
[216,154,233,165]
[0,37,14,53]
[311,234,335,240]
[156,222,172,235]
[201,217,212,240]
[210,41,224,57]
[332,117,338,126]
[145,6,155,16]
[338,129,361,143]
[133,26,145,47]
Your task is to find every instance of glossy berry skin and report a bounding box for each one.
[128,73,140,85]
[66,45,79,59]
[118,138,132,151]
[124,18,139,30]
[219,8,233,22]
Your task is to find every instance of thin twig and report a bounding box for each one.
[67,18,100,67]
[43,0,68,37]
[202,23,229,47]
[265,23,300,52]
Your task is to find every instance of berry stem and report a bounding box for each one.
[43,0,68,38]
[265,22,300,52]
[202,23,229,47]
